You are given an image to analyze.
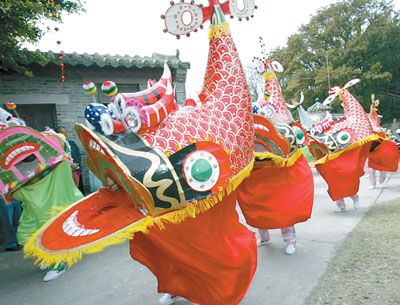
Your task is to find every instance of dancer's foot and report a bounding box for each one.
[43,263,65,282]
[335,199,346,213]
[257,239,271,247]
[284,242,296,255]
[159,294,177,305]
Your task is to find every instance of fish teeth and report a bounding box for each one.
[62,211,100,237]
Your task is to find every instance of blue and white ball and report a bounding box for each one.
[84,103,118,135]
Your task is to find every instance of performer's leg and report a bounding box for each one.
[351,194,360,210]
[368,168,376,189]
[281,226,296,255]
[335,198,346,212]
[379,171,387,185]
[257,228,270,247]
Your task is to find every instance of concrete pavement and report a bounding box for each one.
[0,170,399,305]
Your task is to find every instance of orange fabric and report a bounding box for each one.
[368,140,399,172]
[130,192,257,305]
[237,155,314,229]
[316,143,371,201]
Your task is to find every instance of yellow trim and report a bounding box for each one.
[254,148,303,168]
[208,21,230,40]
[23,159,255,267]
[23,216,155,268]
[314,135,380,165]
[263,70,277,81]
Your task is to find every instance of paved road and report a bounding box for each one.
[0,170,399,305]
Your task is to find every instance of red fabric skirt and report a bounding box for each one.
[130,192,257,305]
[368,140,399,172]
[237,155,314,229]
[316,143,371,201]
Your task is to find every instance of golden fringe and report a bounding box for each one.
[208,22,230,40]
[24,160,255,267]
[254,149,303,168]
[314,135,380,165]
[23,216,155,268]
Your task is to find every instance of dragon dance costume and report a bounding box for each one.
[367,96,399,173]
[22,2,262,304]
[311,80,382,201]
[0,108,83,245]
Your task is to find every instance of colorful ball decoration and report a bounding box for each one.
[84,103,118,135]
[101,81,118,97]
[5,102,16,111]
[83,82,97,95]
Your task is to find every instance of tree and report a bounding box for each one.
[245,63,264,102]
[0,0,83,76]
[271,0,400,123]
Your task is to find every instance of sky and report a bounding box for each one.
[31,0,400,96]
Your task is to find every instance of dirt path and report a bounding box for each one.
[304,198,400,305]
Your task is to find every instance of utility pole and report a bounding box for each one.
[326,51,331,89]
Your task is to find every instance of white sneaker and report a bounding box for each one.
[257,239,271,247]
[39,263,48,271]
[43,269,65,282]
[159,294,176,305]
[284,243,296,255]
[368,185,376,190]
[336,205,346,213]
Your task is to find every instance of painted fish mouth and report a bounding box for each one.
[2,142,40,169]
[254,123,270,132]
[62,211,100,237]
[88,139,105,155]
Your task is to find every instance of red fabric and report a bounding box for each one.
[130,192,257,305]
[368,140,399,172]
[316,143,371,201]
[237,155,314,229]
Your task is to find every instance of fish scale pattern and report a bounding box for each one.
[142,27,254,175]
[329,91,374,142]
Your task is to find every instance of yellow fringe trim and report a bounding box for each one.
[254,148,303,169]
[314,134,380,165]
[208,21,230,40]
[23,159,255,267]
[23,216,155,268]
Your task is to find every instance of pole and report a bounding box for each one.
[326,51,331,89]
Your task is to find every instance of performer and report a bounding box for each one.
[366,94,399,189]
[312,80,380,211]
[238,41,314,255]
[23,2,259,304]
[0,109,83,281]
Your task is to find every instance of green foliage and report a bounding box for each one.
[0,0,83,76]
[271,0,400,123]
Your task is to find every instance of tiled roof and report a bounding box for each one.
[23,49,190,69]
[307,102,332,113]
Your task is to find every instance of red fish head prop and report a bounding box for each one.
[317,79,375,147]
[25,3,255,267]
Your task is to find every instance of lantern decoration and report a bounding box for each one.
[49,0,66,82]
